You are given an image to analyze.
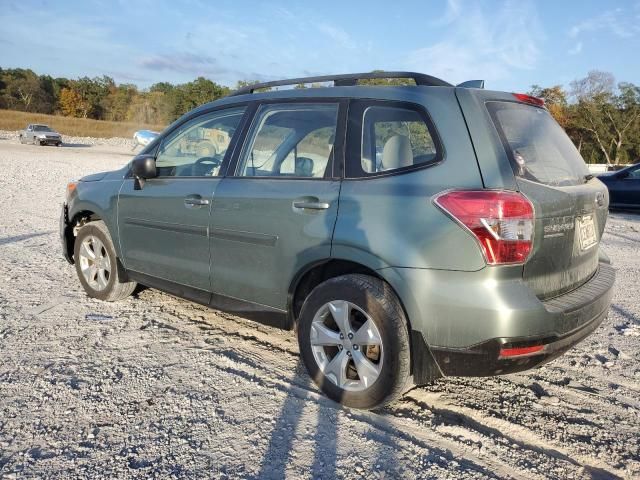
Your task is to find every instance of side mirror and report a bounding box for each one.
[131,154,157,190]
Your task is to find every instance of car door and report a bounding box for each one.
[118,106,247,293]
[209,101,346,315]
[616,164,640,207]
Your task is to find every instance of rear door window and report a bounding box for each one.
[487,102,589,186]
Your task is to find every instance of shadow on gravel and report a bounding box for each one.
[611,304,639,324]
[0,231,53,246]
[255,362,337,479]
[61,143,91,148]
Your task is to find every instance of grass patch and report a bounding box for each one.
[0,109,165,138]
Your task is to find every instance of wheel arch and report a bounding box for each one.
[64,209,104,263]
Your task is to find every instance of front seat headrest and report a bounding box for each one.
[295,156,314,177]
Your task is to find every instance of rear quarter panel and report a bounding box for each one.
[333,87,486,271]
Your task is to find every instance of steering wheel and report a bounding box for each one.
[193,156,221,176]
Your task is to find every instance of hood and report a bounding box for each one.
[80,171,109,182]
[36,131,61,137]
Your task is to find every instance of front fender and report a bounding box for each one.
[68,179,123,256]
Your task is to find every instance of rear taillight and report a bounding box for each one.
[434,190,534,265]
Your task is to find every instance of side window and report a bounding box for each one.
[237,103,338,178]
[155,107,245,177]
[347,103,439,177]
[626,166,640,179]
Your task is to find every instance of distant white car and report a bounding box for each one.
[132,130,159,150]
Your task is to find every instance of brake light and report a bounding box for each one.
[434,190,534,265]
[512,93,545,107]
[499,345,545,358]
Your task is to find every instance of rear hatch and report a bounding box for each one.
[485,98,608,299]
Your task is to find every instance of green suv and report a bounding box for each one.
[60,72,615,409]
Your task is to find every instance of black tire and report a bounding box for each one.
[297,274,412,410]
[73,221,136,301]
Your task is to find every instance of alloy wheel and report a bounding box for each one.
[310,300,384,391]
[78,235,111,291]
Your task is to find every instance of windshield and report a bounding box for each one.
[487,102,589,187]
[33,125,53,132]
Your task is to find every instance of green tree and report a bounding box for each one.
[570,71,640,165]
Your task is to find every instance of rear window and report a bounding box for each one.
[487,102,589,186]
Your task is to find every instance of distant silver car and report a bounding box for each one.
[19,124,62,146]
[132,130,159,150]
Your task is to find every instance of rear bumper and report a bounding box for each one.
[426,263,615,377]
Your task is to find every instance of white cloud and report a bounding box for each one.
[429,0,462,26]
[317,23,357,50]
[568,42,583,55]
[404,0,543,85]
[569,8,640,39]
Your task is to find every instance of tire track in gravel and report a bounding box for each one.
[137,306,533,480]
[141,292,626,479]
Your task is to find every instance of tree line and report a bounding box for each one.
[0,67,237,127]
[1,67,638,164]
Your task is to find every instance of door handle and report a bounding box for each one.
[293,200,330,210]
[184,195,210,207]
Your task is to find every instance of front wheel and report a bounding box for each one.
[297,274,412,410]
[73,221,137,301]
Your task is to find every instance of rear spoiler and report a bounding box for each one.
[457,80,485,89]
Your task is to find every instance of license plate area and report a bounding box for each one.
[577,214,597,251]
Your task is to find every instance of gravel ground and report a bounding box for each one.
[0,138,638,479]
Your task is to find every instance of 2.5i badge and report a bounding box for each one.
[577,215,597,251]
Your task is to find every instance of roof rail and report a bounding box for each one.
[230,71,452,96]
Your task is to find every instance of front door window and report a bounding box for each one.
[156,107,246,177]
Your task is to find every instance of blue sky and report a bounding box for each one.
[1,0,639,91]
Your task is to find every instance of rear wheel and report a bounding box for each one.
[297,274,412,410]
[74,221,136,301]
